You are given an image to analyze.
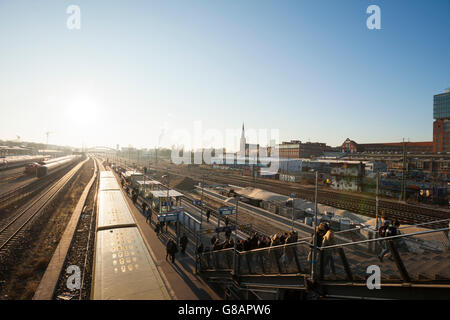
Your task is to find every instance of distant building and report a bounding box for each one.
[330,161,365,192]
[340,138,433,154]
[433,89,450,153]
[278,140,330,159]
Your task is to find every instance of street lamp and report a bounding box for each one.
[199,174,209,228]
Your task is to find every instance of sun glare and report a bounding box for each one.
[65,96,99,126]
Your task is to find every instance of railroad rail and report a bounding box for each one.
[0,159,87,254]
[0,165,77,210]
[149,165,449,228]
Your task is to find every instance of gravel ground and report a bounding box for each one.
[53,168,98,300]
[0,159,94,300]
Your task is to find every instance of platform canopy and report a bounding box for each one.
[150,190,184,198]
[137,180,161,185]
[235,187,289,202]
[121,170,143,178]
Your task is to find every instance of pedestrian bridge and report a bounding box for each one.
[197,220,450,299]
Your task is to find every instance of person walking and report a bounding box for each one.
[166,238,178,263]
[206,209,211,222]
[146,207,153,224]
[321,225,336,275]
[378,220,399,262]
[308,223,327,263]
[196,242,204,267]
[180,234,188,254]
[154,222,161,235]
[142,201,147,215]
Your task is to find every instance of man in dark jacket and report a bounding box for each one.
[180,234,188,254]
[166,238,178,263]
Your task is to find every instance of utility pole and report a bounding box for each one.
[311,171,319,282]
[401,139,407,202]
[375,172,380,230]
[233,196,239,275]
[200,175,206,228]
[290,193,295,231]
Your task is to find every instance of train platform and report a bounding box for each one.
[112,170,221,300]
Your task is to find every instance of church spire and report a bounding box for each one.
[240,122,246,153]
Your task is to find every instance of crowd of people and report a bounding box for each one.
[207,229,300,253]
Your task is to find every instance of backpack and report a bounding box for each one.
[386,225,397,237]
[378,226,387,237]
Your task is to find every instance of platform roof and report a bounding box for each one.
[137,180,161,185]
[235,187,289,202]
[122,170,143,177]
[150,190,184,198]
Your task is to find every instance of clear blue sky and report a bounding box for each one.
[0,0,449,150]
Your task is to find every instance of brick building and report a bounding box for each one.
[340,138,433,154]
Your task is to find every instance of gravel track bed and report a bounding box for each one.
[0,159,94,300]
[52,169,98,300]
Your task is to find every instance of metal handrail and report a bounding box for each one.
[237,240,313,254]
[320,226,450,250]
[398,218,450,230]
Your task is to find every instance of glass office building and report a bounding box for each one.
[433,89,450,119]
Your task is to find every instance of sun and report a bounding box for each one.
[65,95,99,126]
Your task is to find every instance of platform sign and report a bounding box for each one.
[219,206,235,216]
[215,225,236,233]
[157,212,179,222]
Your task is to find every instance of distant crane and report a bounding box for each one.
[45,131,53,151]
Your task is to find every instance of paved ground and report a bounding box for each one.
[114,171,221,300]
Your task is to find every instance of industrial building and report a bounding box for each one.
[277,140,332,159]
[340,138,433,154]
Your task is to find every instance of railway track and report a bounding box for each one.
[0,160,86,255]
[0,161,82,210]
[147,165,449,228]
[0,171,25,184]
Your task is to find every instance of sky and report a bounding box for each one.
[0,0,449,151]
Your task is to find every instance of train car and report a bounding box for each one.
[24,162,41,175]
[91,227,170,300]
[39,155,73,165]
[0,155,46,171]
[91,171,171,300]
[99,176,121,192]
[36,155,80,178]
[97,190,136,230]
[100,171,115,179]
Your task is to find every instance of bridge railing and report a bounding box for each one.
[198,224,450,285]
[237,241,312,275]
[319,226,450,283]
